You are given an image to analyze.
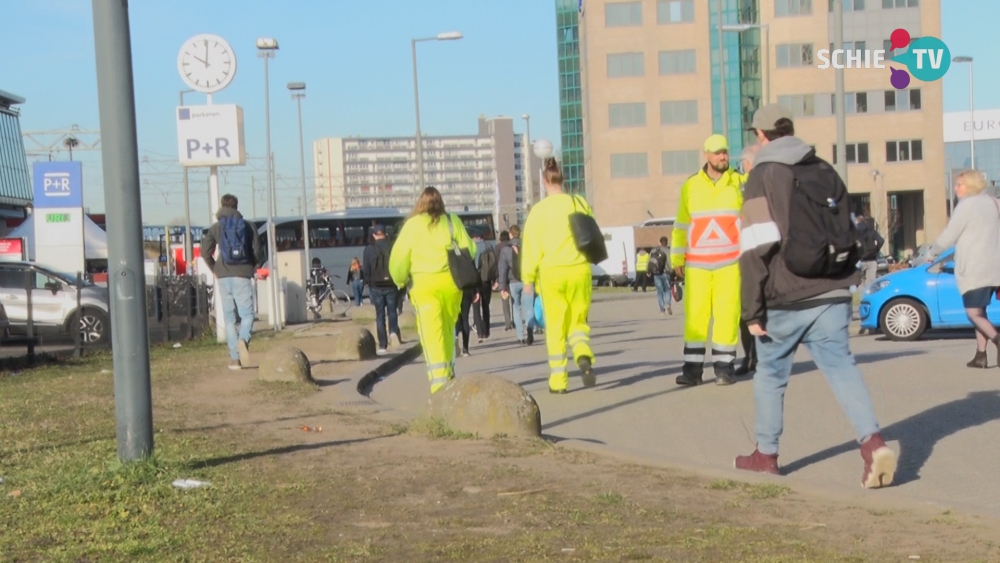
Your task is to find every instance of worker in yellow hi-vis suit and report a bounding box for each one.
[671,134,744,387]
[522,157,595,394]
[390,187,476,394]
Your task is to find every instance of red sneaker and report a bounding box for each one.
[860,433,896,489]
[734,449,780,475]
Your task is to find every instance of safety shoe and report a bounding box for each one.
[237,339,251,368]
[578,356,596,388]
[967,350,988,369]
[734,449,780,475]
[675,364,704,386]
[526,327,534,346]
[860,433,896,489]
[228,359,242,371]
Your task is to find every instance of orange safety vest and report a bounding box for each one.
[670,168,744,270]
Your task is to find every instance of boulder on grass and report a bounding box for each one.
[347,304,376,322]
[334,327,378,360]
[397,311,417,330]
[258,346,314,384]
[429,375,541,438]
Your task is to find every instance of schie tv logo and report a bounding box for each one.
[817,28,951,90]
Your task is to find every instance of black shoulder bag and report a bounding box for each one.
[569,195,609,265]
[446,214,481,290]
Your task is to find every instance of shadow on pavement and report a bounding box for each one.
[595,361,684,390]
[781,391,1000,485]
[315,378,350,388]
[543,434,607,445]
[542,384,693,431]
[788,349,927,376]
[189,436,385,469]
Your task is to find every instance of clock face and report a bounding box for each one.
[177,34,237,94]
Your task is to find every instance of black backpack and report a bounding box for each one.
[371,242,393,287]
[510,242,522,281]
[478,244,499,282]
[857,222,884,261]
[219,216,253,266]
[647,248,667,276]
[782,156,860,278]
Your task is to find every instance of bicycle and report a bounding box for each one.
[308,272,351,319]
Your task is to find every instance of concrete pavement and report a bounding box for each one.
[371,292,1000,518]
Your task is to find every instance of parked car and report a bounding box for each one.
[0,262,111,346]
[0,300,10,343]
[859,247,991,341]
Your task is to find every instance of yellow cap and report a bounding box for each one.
[703,134,729,153]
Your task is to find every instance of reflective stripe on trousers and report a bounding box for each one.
[410,272,462,393]
[682,264,740,366]
[540,265,594,392]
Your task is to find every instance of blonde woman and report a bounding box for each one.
[522,158,596,394]
[389,187,476,393]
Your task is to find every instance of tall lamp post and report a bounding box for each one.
[179,88,195,267]
[411,31,463,195]
[522,114,532,210]
[257,37,281,331]
[532,138,553,202]
[288,81,311,278]
[721,23,770,105]
[952,56,975,169]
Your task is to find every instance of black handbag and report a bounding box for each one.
[569,195,609,265]
[446,214,481,290]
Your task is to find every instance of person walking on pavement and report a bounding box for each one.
[472,233,499,341]
[736,143,761,375]
[921,170,1000,369]
[363,224,402,356]
[200,194,264,370]
[522,157,597,393]
[735,104,896,488]
[498,225,529,343]
[854,215,885,335]
[671,134,744,386]
[497,231,515,332]
[347,257,364,307]
[632,249,650,292]
[648,238,672,315]
[455,287,477,357]
[389,187,476,394]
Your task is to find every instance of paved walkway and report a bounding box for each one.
[371,292,1000,518]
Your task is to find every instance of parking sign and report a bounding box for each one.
[33,161,83,208]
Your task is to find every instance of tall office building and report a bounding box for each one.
[556,0,586,196]
[570,0,945,258]
[313,116,537,229]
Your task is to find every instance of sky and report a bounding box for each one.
[1,0,996,226]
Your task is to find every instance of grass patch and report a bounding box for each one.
[594,491,626,506]
[403,417,478,440]
[709,479,792,500]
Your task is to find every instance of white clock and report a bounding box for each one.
[177,34,237,94]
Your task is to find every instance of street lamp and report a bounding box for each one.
[532,138,553,202]
[288,81,311,280]
[721,23,770,105]
[257,37,282,331]
[952,56,975,169]
[522,114,532,210]
[411,31,463,195]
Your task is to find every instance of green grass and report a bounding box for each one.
[709,479,792,500]
[403,417,478,440]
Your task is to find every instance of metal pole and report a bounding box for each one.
[91,0,154,461]
[523,115,532,208]
[208,167,224,341]
[833,0,848,184]
[295,93,311,276]
[763,25,770,105]
[717,0,728,138]
[969,61,976,169]
[251,176,257,219]
[179,90,192,268]
[262,55,282,331]
[412,39,426,193]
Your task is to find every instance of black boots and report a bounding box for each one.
[967,350,988,369]
[578,356,596,388]
[714,363,737,386]
[735,358,756,376]
[676,363,704,386]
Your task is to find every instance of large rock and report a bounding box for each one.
[397,311,417,330]
[334,327,378,360]
[429,375,541,438]
[347,304,376,322]
[258,346,314,384]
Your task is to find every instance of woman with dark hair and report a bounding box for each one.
[390,187,476,393]
[521,157,597,393]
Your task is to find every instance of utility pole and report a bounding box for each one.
[91,0,154,461]
[717,0,728,139]
[833,0,848,185]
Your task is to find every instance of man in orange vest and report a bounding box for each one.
[670,135,743,386]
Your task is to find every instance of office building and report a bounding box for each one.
[569,0,945,258]
[944,108,1000,198]
[312,116,538,230]
[0,89,33,231]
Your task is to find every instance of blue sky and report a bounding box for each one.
[0,0,995,225]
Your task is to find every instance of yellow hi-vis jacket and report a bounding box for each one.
[670,167,744,271]
[521,193,592,286]
[636,251,650,273]
[390,213,476,287]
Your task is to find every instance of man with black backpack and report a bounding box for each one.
[648,239,672,316]
[363,225,401,355]
[498,225,528,343]
[472,233,499,342]
[200,194,264,370]
[735,105,896,489]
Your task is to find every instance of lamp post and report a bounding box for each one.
[532,138,553,202]
[716,0,728,137]
[522,114,532,210]
[832,0,847,183]
[720,23,770,105]
[952,56,975,169]
[288,81,311,279]
[257,37,281,331]
[179,88,195,268]
[411,31,463,195]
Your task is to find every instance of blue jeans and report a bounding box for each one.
[217,277,255,361]
[652,274,670,312]
[754,302,881,455]
[370,287,400,349]
[509,281,526,340]
[351,280,365,306]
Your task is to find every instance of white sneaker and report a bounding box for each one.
[376,348,388,356]
[390,333,402,347]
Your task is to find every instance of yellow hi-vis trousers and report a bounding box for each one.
[682,264,740,368]
[539,265,594,392]
[409,272,462,393]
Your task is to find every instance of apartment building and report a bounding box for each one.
[312,116,538,230]
[569,0,945,258]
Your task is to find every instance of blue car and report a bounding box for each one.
[860,248,999,341]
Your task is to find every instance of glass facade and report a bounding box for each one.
[556,0,584,195]
[945,139,1000,198]
[709,0,762,162]
[0,100,32,205]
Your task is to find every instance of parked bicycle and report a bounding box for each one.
[308,271,351,319]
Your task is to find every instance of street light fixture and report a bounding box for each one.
[411,31,464,195]
[952,56,975,169]
[532,139,553,202]
[721,23,770,105]
[257,37,282,331]
[287,81,311,278]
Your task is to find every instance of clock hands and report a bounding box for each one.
[192,55,210,67]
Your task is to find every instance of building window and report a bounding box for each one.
[611,153,649,178]
[883,0,918,7]
[660,100,699,125]
[662,150,700,175]
[776,0,813,16]
[886,140,923,162]
[657,0,695,23]
[607,52,645,77]
[658,50,697,75]
[609,102,647,128]
[831,142,870,164]
[834,92,868,114]
[776,43,813,67]
[829,0,865,10]
[605,2,643,27]
[777,94,816,117]
[884,88,921,111]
